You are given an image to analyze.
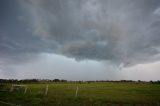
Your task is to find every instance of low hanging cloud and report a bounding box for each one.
[1,0,160,67]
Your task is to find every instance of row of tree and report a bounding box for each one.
[0,79,67,83]
[0,79,160,84]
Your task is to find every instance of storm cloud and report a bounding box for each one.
[1,0,160,67]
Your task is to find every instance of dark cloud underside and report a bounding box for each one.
[1,0,160,66]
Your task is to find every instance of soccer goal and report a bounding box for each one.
[10,84,27,94]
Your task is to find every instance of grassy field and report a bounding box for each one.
[0,82,160,106]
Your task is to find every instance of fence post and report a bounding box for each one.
[75,86,78,97]
[45,84,48,95]
[24,87,27,94]
[10,85,13,92]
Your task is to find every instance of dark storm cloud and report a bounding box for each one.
[1,0,160,66]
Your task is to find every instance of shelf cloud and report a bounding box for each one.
[15,0,160,66]
[0,0,160,80]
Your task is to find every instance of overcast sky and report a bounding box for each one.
[0,0,160,81]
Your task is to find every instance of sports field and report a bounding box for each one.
[0,82,160,106]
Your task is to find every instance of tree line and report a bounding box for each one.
[0,79,160,84]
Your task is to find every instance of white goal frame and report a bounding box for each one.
[10,84,27,94]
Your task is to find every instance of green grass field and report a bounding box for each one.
[0,82,160,106]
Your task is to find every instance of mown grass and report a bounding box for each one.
[0,82,160,106]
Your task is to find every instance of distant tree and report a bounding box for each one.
[150,80,153,84]
[61,79,67,82]
[53,79,60,82]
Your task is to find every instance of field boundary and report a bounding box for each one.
[0,100,21,106]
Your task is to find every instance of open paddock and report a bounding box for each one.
[0,82,160,106]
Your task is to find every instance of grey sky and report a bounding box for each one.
[0,0,160,80]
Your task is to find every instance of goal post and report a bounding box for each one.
[10,84,27,94]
